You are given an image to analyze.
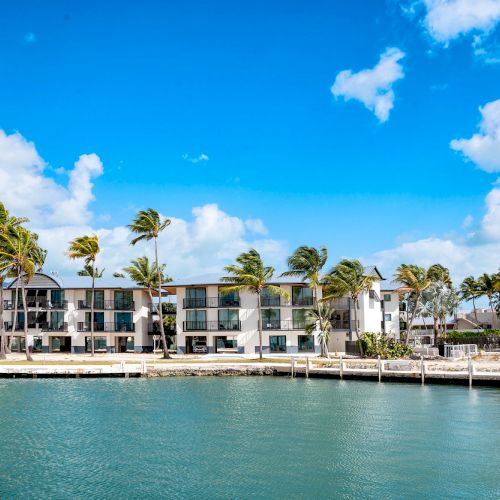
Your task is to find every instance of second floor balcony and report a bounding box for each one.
[3,300,68,310]
[77,322,136,332]
[183,320,241,331]
[77,300,135,311]
[183,297,241,309]
[40,322,68,332]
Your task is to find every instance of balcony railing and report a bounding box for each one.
[77,300,135,311]
[261,296,281,307]
[39,300,68,310]
[3,300,68,310]
[183,320,241,331]
[262,320,313,330]
[3,322,25,331]
[40,322,68,332]
[183,297,241,309]
[77,322,135,332]
[329,298,351,310]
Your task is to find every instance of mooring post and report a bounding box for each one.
[305,357,309,379]
[421,355,425,385]
[339,355,343,380]
[378,355,382,382]
[291,357,295,378]
[120,361,124,373]
[468,353,472,388]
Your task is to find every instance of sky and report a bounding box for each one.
[0,0,499,284]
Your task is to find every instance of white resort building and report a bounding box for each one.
[168,266,399,355]
[3,273,160,353]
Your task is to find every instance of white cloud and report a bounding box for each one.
[182,153,209,164]
[451,99,500,173]
[421,0,500,44]
[0,130,286,279]
[462,214,473,228]
[331,48,405,122]
[481,180,500,239]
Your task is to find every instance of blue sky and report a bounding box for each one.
[0,0,499,281]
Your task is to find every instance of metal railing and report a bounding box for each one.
[77,322,136,332]
[262,320,313,330]
[291,297,314,306]
[78,300,135,311]
[183,297,241,308]
[3,322,25,331]
[40,322,68,332]
[3,300,68,310]
[183,320,241,331]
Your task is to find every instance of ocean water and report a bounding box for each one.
[0,377,498,499]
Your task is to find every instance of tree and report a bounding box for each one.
[221,249,290,360]
[323,259,379,356]
[427,264,452,337]
[0,227,41,361]
[67,235,100,356]
[422,282,460,341]
[78,264,104,278]
[460,276,481,327]
[394,264,431,345]
[122,256,172,349]
[478,273,499,318]
[305,302,336,357]
[128,209,171,359]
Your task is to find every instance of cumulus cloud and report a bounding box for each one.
[0,129,286,279]
[182,153,209,163]
[451,99,500,173]
[331,48,406,122]
[421,0,500,44]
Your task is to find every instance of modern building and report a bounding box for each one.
[380,281,401,340]
[168,266,392,355]
[2,272,161,353]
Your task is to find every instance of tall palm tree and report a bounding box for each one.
[122,257,172,346]
[323,259,379,356]
[128,209,171,359]
[0,227,40,361]
[67,235,100,356]
[305,302,336,357]
[78,264,104,278]
[427,264,452,336]
[460,276,481,326]
[0,271,7,359]
[221,249,290,360]
[477,273,500,320]
[394,264,431,345]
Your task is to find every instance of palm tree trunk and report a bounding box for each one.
[257,292,263,360]
[353,297,364,356]
[9,276,20,352]
[405,292,420,345]
[90,261,95,357]
[0,284,6,359]
[313,285,325,357]
[154,236,170,359]
[21,278,32,361]
[472,297,479,328]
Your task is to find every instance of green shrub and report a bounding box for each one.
[442,329,500,339]
[361,332,413,359]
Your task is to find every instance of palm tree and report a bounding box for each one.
[394,264,431,345]
[0,227,40,361]
[0,271,7,359]
[128,209,171,359]
[78,264,104,278]
[67,235,100,356]
[477,273,499,318]
[460,276,481,326]
[427,264,452,336]
[221,249,290,360]
[323,259,379,356]
[305,302,336,357]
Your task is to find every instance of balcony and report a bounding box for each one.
[262,320,312,330]
[261,296,281,307]
[183,297,240,309]
[291,297,314,307]
[329,298,351,310]
[39,300,68,310]
[183,320,241,332]
[3,321,25,331]
[77,300,135,311]
[77,322,135,332]
[41,322,68,332]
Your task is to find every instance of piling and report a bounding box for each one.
[421,355,425,385]
[305,357,309,379]
[339,355,343,380]
[378,356,382,382]
[291,357,295,378]
[468,354,473,388]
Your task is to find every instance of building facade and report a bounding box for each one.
[169,268,393,355]
[3,273,158,353]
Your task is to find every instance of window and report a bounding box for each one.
[186,287,206,307]
[114,290,133,309]
[384,313,392,321]
[261,287,280,306]
[50,290,65,306]
[218,288,240,307]
[269,335,286,352]
[216,336,238,350]
[186,310,206,329]
[298,335,314,352]
[383,294,392,302]
[218,309,239,330]
[292,287,313,306]
[86,290,104,308]
[262,309,280,329]
[115,312,133,331]
[50,311,65,329]
[292,309,306,329]
[86,312,104,330]
[86,336,106,352]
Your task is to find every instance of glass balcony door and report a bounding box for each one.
[86,290,104,308]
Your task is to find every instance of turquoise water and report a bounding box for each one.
[0,378,498,499]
